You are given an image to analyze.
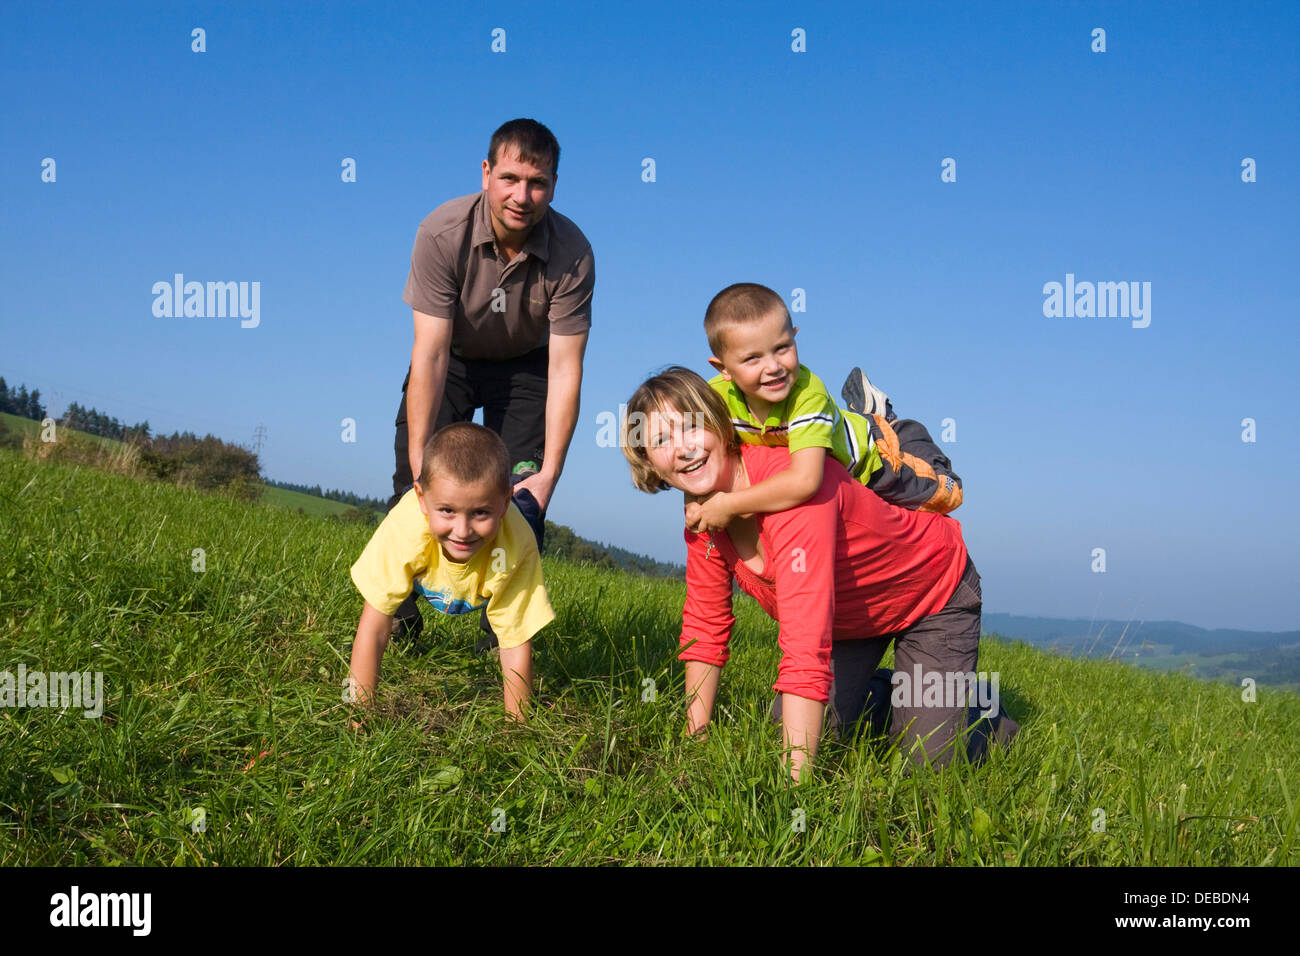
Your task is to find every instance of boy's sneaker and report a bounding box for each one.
[842,367,893,419]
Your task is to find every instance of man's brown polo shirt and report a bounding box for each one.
[402,192,594,361]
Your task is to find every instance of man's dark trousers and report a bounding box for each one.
[387,345,550,644]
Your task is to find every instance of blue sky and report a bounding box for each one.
[3,1,1298,631]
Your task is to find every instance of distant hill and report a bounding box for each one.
[263,478,386,514]
[984,612,1300,690]
[982,612,1299,656]
[543,521,683,579]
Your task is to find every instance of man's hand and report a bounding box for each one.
[686,492,733,534]
[513,470,559,513]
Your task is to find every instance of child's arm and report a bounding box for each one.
[499,640,533,721]
[686,445,826,533]
[348,601,392,707]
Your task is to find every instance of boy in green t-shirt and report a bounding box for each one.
[348,422,554,722]
[686,282,962,533]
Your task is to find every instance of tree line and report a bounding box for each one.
[1,379,153,441]
[61,401,153,442]
[0,378,48,421]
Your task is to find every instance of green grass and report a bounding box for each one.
[0,412,39,438]
[260,484,352,517]
[2,446,1298,865]
[2,412,351,518]
[2,411,125,450]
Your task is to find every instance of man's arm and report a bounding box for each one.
[514,329,588,512]
[686,446,826,533]
[406,309,454,482]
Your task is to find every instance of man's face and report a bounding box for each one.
[481,144,556,243]
[708,308,800,411]
[415,475,509,562]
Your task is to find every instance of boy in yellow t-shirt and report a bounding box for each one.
[348,422,554,721]
[687,282,963,533]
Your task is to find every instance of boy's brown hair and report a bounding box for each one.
[418,422,511,499]
[621,366,741,494]
[703,282,791,358]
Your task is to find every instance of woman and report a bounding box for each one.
[622,367,1016,781]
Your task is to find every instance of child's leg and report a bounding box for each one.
[843,368,963,511]
[862,413,964,514]
[841,367,896,421]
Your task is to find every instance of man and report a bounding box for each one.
[389,118,594,644]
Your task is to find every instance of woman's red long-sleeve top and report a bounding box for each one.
[679,444,969,702]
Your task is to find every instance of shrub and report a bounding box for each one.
[23,429,142,477]
[140,431,260,492]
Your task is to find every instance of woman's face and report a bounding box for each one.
[644,404,734,498]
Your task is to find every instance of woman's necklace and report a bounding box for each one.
[703,453,746,561]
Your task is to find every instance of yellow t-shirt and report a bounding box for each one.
[349,489,554,649]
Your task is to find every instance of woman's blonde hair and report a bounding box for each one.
[621,366,740,493]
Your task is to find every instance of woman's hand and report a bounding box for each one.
[685,492,734,533]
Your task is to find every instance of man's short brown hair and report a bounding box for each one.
[488,118,560,178]
[418,422,511,499]
[703,282,791,358]
[621,366,740,494]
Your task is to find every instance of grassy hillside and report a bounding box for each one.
[0,411,38,437]
[260,483,352,517]
[2,446,1298,865]
[2,412,353,518]
[2,411,118,449]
